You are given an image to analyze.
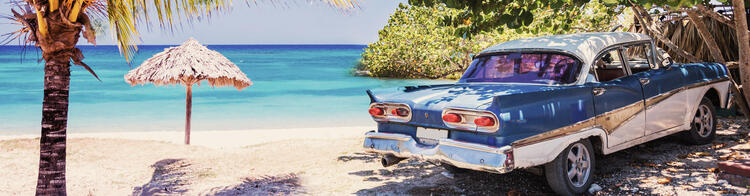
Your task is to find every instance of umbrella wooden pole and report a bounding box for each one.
[185,84,192,145]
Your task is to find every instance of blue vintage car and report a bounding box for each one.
[363,32,731,195]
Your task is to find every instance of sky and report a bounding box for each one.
[0,0,405,45]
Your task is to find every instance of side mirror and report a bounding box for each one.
[656,48,673,69]
[662,57,674,70]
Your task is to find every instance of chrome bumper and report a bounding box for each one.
[363,131,514,174]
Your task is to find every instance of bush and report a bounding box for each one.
[359,4,460,79]
[359,1,620,79]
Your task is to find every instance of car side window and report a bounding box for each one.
[623,43,656,74]
[593,49,626,82]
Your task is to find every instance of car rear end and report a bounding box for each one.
[363,89,515,173]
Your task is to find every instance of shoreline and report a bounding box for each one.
[0,126,374,148]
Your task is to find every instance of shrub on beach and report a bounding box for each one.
[358,4,468,79]
[358,1,622,79]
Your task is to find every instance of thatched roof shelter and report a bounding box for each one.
[628,4,750,118]
[124,38,252,144]
[125,38,252,89]
[628,5,747,68]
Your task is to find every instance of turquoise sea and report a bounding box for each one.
[0,45,450,134]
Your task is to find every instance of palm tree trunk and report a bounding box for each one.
[733,0,750,112]
[36,58,71,196]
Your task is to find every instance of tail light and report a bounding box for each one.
[442,108,500,132]
[442,113,462,123]
[369,103,412,122]
[369,107,384,116]
[504,148,514,168]
[392,108,409,117]
[474,116,496,127]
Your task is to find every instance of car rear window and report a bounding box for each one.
[461,52,582,85]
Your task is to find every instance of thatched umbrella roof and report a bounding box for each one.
[124,38,252,145]
[124,38,252,89]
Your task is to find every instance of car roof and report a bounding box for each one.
[478,32,652,65]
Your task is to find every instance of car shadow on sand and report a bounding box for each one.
[340,153,553,195]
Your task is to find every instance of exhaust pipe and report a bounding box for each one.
[381,154,405,167]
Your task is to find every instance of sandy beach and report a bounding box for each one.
[1,126,391,195]
[1,120,748,195]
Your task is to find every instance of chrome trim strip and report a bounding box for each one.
[513,77,729,148]
[364,131,512,174]
[645,78,730,109]
[365,132,411,141]
[440,139,512,154]
[512,99,645,147]
[512,119,598,147]
[685,78,730,89]
[644,87,682,110]
[597,101,644,134]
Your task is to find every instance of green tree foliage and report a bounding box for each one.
[360,4,469,79]
[359,1,619,79]
[409,0,744,35]
[408,0,590,35]
[522,0,622,34]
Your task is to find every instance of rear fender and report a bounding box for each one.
[513,127,607,168]
[488,85,595,146]
[366,90,379,103]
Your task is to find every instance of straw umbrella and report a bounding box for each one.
[124,38,252,144]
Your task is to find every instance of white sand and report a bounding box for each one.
[2,126,443,195]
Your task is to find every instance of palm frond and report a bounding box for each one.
[106,0,140,62]
[322,0,358,9]
[2,2,35,45]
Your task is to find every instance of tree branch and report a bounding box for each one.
[687,10,726,64]
[632,4,700,63]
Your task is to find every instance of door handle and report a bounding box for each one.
[593,88,606,96]
[640,78,650,85]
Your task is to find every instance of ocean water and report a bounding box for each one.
[0,45,450,134]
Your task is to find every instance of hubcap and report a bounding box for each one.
[566,143,591,187]
[693,104,713,138]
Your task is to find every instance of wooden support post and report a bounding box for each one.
[730,76,750,118]
[185,84,192,145]
[732,0,750,120]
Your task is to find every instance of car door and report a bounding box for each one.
[623,42,687,135]
[590,47,647,148]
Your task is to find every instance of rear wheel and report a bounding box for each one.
[683,97,716,145]
[545,140,595,196]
